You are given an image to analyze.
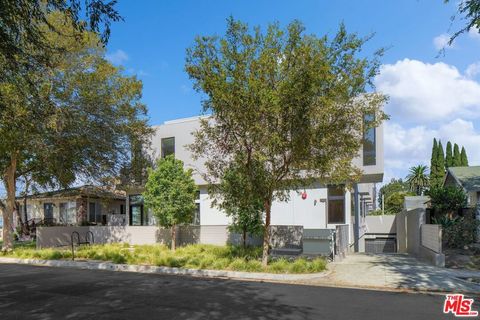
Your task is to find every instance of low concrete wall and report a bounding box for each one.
[37,225,265,249]
[396,211,407,253]
[419,224,445,267]
[421,224,442,253]
[365,215,396,234]
[406,208,426,256]
[395,208,444,267]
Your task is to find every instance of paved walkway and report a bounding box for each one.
[303,253,480,293]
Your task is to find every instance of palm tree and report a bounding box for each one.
[406,165,429,195]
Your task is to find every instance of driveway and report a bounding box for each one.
[0,263,471,320]
[306,253,480,293]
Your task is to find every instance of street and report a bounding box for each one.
[0,264,474,319]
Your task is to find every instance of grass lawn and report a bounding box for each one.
[0,241,327,274]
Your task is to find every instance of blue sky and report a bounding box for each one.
[104,0,480,183]
[1,1,479,197]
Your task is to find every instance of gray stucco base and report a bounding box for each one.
[0,257,329,282]
[418,246,445,267]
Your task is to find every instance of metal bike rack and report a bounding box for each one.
[71,231,94,261]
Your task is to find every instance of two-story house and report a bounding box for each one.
[124,116,384,251]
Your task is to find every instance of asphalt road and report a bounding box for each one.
[0,263,477,320]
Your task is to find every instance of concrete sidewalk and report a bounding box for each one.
[302,253,480,293]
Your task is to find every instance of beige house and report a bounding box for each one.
[15,185,126,227]
[443,166,480,207]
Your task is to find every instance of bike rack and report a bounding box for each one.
[71,231,94,261]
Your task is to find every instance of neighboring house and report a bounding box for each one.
[125,116,384,251]
[15,185,126,227]
[444,166,480,207]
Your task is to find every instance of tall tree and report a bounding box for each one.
[0,0,121,81]
[453,143,461,166]
[430,138,439,185]
[431,140,446,187]
[460,146,469,166]
[445,141,453,168]
[186,18,387,265]
[143,156,197,251]
[406,165,429,195]
[0,12,150,251]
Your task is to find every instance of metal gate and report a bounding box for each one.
[365,238,396,254]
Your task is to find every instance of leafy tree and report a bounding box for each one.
[0,0,121,82]
[406,165,429,195]
[186,18,387,265]
[428,186,467,217]
[0,12,150,251]
[143,156,197,251]
[445,141,453,168]
[213,160,264,248]
[384,191,414,214]
[444,0,480,45]
[378,178,409,208]
[460,146,469,166]
[453,143,461,166]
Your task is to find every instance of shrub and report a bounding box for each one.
[440,216,480,248]
[428,186,467,216]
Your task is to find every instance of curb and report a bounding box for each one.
[0,257,330,282]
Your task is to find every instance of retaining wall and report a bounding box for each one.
[395,207,445,267]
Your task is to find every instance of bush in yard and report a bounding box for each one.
[384,191,414,214]
[439,216,480,249]
[143,156,197,251]
[428,186,467,218]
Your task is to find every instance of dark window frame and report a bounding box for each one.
[363,114,376,166]
[327,185,346,224]
[161,137,175,158]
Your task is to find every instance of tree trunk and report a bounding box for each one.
[171,224,176,251]
[23,178,30,234]
[2,152,18,251]
[242,228,247,248]
[261,199,272,267]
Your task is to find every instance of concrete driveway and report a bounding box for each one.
[306,253,480,293]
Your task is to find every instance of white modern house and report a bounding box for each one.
[124,116,384,252]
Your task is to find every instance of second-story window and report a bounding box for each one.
[161,137,175,158]
[363,114,376,166]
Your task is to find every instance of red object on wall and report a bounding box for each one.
[301,191,307,200]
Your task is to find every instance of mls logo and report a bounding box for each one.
[443,294,478,317]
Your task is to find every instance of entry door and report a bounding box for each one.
[44,203,54,222]
[130,205,143,226]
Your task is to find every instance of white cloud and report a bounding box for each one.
[384,119,480,180]
[468,27,480,40]
[433,33,453,50]
[384,122,435,170]
[375,59,480,123]
[106,49,129,65]
[466,61,480,78]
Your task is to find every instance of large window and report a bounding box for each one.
[59,202,76,225]
[363,114,376,166]
[327,185,345,224]
[161,137,175,158]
